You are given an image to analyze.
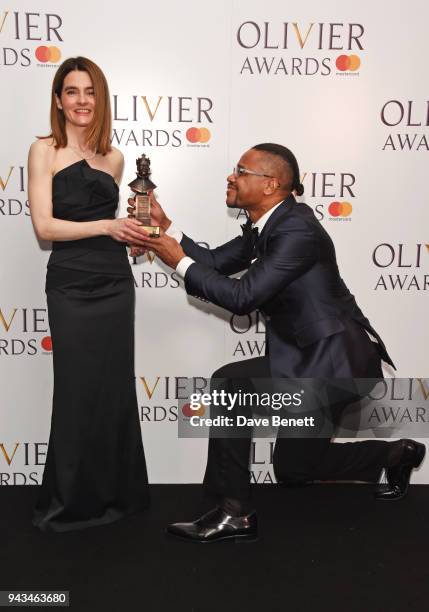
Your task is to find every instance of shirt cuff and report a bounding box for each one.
[176,256,195,279]
[166,222,183,243]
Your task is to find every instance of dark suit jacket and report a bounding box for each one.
[181,195,394,377]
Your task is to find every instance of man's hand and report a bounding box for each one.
[140,230,185,269]
[127,192,171,231]
[129,246,146,258]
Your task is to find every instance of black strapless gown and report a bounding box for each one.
[33,160,149,532]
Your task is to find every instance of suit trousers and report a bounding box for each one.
[203,352,391,504]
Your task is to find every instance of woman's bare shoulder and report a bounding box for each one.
[28,138,57,172]
[108,146,124,164]
[105,146,124,179]
[29,137,57,159]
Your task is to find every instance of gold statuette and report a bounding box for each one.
[128,154,160,237]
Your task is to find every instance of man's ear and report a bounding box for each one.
[264,178,280,195]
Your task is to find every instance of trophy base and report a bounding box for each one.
[141,225,160,237]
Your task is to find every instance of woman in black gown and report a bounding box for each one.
[28,57,149,531]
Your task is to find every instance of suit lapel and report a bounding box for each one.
[257,194,296,255]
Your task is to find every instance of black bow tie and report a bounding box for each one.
[241,218,259,239]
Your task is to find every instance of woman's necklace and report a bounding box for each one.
[67,144,97,161]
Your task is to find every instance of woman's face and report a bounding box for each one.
[56,69,95,129]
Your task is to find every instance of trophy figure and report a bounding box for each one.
[128,154,160,262]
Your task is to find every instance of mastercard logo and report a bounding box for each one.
[328,201,353,217]
[41,336,52,352]
[336,54,360,72]
[186,127,211,143]
[182,403,205,417]
[35,46,61,63]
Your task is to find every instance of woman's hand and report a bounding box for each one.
[107,217,148,246]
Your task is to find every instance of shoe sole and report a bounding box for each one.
[166,530,258,544]
[376,489,408,502]
[376,487,416,501]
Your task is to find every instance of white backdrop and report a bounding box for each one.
[1,0,428,485]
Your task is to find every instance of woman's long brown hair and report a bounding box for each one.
[45,56,112,155]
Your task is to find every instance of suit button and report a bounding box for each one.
[265,315,271,321]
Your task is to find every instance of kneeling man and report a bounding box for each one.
[134,143,425,542]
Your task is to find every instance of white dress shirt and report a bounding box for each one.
[170,199,286,279]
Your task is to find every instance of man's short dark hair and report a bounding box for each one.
[252,143,304,195]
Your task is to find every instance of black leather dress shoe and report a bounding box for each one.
[166,506,258,543]
[375,439,426,501]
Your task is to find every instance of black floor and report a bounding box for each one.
[1,485,428,612]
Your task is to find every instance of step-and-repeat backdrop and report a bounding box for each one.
[1,0,428,485]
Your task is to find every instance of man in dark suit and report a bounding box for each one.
[137,143,425,542]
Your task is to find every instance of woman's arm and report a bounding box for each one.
[28,140,146,245]
[111,146,124,185]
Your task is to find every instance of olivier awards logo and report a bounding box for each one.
[228,311,266,360]
[0,10,63,68]
[300,170,356,222]
[132,240,210,279]
[137,376,208,423]
[380,100,429,151]
[235,21,364,77]
[0,307,52,356]
[338,379,429,439]
[0,164,29,217]
[111,95,214,149]
[0,442,47,485]
[372,243,428,291]
[132,268,180,289]
[251,441,275,484]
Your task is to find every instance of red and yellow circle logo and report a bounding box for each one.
[41,336,53,352]
[182,402,205,417]
[336,54,360,72]
[35,46,61,63]
[328,201,353,217]
[186,127,211,143]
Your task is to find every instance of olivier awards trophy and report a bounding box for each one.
[128,154,160,263]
